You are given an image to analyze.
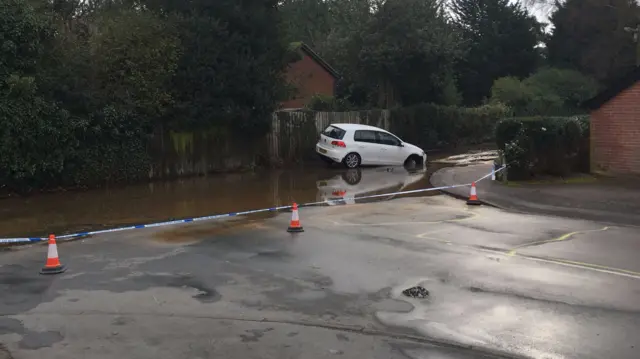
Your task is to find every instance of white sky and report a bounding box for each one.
[521,0,640,24]
[513,0,550,23]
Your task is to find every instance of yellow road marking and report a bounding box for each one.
[540,257,640,277]
[419,233,640,279]
[317,205,638,279]
[413,211,480,237]
[507,226,609,256]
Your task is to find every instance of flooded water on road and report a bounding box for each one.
[0,162,452,238]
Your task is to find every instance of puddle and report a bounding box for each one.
[377,277,577,359]
[0,147,492,238]
[433,150,498,166]
[153,214,274,244]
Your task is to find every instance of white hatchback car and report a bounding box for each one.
[315,124,427,169]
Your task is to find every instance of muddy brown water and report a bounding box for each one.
[0,162,452,238]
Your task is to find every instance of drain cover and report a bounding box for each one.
[402,286,429,299]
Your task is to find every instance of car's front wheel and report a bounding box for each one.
[404,155,422,171]
[342,153,361,169]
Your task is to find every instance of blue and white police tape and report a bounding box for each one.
[0,165,506,245]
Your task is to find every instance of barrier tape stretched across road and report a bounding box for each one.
[0,165,506,245]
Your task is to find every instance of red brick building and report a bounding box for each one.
[280,43,340,110]
[584,67,640,175]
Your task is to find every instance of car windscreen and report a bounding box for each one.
[322,126,346,140]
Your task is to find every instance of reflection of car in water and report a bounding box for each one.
[316,167,427,205]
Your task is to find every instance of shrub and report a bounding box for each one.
[495,115,590,180]
[69,106,151,186]
[389,103,510,149]
[0,91,83,192]
[305,94,352,111]
[490,68,599,117]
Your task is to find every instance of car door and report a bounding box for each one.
[353,130,383,165]
[375,131,405,165]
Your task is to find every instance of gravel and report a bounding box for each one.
[402,286,429,299]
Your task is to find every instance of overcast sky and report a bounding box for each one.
[513,0,551,23]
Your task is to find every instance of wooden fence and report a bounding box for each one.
[148,110,391,179]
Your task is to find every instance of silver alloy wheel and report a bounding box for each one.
[405,158,417,170]
[344,153,360,168]
[345,170,359,183]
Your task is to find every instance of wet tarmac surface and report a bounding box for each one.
[1,194,640,359]
[0,163,448,238]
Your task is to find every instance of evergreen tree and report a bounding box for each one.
[451,0,542,106]
[546,0,640,85]
[359,0,463,107]
[144,0,289,134]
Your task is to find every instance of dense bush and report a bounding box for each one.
[490,68,599,116]
[0,0,77,192]
[389,103,510,149]
[0,0,287,192]
[305,94,352,111]
[495,115,590,180]
[0,90,83,192]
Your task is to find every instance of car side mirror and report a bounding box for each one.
[398,143,404,147]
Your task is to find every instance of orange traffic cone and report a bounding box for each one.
[40,234,66,275]
[287,203,304,233]
[466,182,482,206]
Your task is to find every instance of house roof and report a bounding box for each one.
[290,42,341,79]
[583,66,640,110]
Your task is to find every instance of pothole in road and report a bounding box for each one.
[402,286,429,299]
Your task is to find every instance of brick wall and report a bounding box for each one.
[280,53,336,109]
[591,81,640,175]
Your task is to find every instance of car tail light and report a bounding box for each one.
[332,190,347,197]
[331,140,346,148]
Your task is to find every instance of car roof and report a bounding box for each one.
[330,123,388,132]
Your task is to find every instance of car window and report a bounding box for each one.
[376,132,401,146]
[322,126,346,140]
[354,130,377,143]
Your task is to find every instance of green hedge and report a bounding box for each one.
[305,94,353,112]
[495,115,590,180]
[389,103,510,150]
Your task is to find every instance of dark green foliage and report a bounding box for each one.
[305,94,352,111]
[490,68,599,116]
[451,0,543,105]
[69,106,151,185]
[278,0,332,49]
[495,116,590,180]
[546,0,639,85]
[389,103,509,150]
[0,0,287,192]
[278,0,376,107]
[0,0,82,192]
[153,0,289,135]
[359,0,463,107]
[279,0,465,108]
[2,0,627,191]
[0,90,82,191]
[89,10,180,123]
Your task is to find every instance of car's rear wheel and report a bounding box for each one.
[343,153,361,169]
[341,168,362,185]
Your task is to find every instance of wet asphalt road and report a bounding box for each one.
[1,195,640,359]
